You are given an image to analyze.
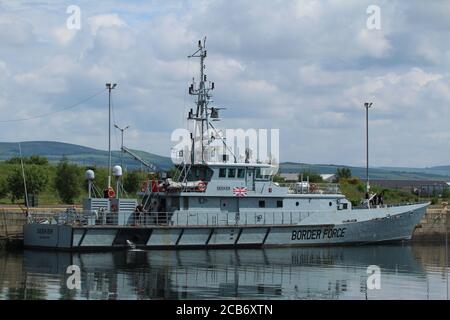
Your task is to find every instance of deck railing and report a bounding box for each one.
[276,183,341,195]
[27,209,327,227]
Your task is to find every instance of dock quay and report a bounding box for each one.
[412,203,449,242]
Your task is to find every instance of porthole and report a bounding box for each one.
[329,202,332,206]
[296,202,299,206]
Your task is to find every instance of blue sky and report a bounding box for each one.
[0,0,449,167]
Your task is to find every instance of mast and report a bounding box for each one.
[187,38,215,164]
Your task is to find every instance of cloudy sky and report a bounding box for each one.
[0,0,449,167]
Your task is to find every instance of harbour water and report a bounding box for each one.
[0,244,449,300]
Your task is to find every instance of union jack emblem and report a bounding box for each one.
[233,187,248,197]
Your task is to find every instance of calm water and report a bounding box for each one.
[0,244,449,300]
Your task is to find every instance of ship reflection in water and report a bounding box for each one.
[0,244,449,300]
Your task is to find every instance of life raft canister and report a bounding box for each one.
[151,179,158,192]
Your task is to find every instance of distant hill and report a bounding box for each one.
[0,141,173,170]
[0,141,449,180]
[279,163,450,181]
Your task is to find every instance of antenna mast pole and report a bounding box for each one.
[188,37,214,164]
[18,143,29,216]
[106,83,117,188]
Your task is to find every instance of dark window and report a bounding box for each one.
[238,169,245,178]
[219,168,226,178]
[277,200,283,208]
[228,168,236,178]
[259,200,265,208]
[296,202,299,206]
[343,203,348,210]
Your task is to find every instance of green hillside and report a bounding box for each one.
[0,141,173,170]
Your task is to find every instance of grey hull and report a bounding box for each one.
[23,203,427,250]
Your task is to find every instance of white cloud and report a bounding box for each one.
[88,14,127,35]
[0,0,449,167]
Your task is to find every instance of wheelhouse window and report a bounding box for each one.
[237,168,245,178]
[277,200,283,208]
[255,167,272,181]
[183,165,213,181]
[228,168,236,178]
[219,168,226,178]
[259,200,265,208]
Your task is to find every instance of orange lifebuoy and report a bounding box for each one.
[107,187,115,198]
[197,181,206,192]
[104,187,115,198]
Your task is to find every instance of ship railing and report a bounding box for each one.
[353,201,430,210]
[28,209,325,227]
[133,210,321,227]
[277,183,341,195]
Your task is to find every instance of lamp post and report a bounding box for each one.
[114,124,130,170]
[106,83,117,188]
[364,102,373,196]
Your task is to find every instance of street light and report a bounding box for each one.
[364,102,373,198]
[106,83,117,188]
[114,124,130,170]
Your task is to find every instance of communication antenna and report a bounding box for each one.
[85,169,95,199]
[113,165,123,198]
[18,143,29,216]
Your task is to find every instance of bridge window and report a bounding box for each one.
[259,200,265,208]
[237,169,245,178]
[219,168,226,178]
[277,200,283,208]
[228,168,236,178]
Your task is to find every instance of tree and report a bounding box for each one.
[336,167,352,181]
[54,157,82,204]
[7,165,49,203]
[298,171,323,183]
[0,177,8,199]
[6,155,49,165]
[442,187,450,199]
[273,174,286,183]
[123,171,141,194]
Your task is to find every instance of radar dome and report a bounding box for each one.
[113,165,122,177]
[85,169,95,181]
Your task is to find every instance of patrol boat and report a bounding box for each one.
[23,39,429,250]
